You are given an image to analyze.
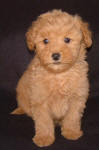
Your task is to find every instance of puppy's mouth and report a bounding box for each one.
[43,61,72,73]
[52,62,61,65]
[46,62,69,66]
[45,62,63,67]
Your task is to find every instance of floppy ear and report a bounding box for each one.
[75,15,92,48]
[26,22,37,51]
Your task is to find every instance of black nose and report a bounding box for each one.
[52,53,61,61]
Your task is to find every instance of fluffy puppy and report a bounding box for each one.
[12,10,92,147]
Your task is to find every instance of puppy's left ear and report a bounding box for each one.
[74,15,92,48]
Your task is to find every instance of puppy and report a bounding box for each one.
[12,10,92,147]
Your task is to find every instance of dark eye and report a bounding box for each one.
[43,39,49,44]
[64,37,71,43]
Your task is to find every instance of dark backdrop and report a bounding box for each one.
[0,0,99,150]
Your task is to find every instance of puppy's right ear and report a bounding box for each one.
[74,15,92,48]
[26,22,37,51]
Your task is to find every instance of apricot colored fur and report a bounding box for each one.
[12,10,92,147]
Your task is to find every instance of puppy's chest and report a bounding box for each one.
[32,72,78,118]
[39,76,70,119]
[32,72,76,100]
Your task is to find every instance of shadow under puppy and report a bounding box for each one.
[12,10,92,147]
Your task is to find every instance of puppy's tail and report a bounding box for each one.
[11,107,25,115]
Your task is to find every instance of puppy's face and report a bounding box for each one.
[26,10,92,73]
[35,25,82,73]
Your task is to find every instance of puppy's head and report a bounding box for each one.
[26,10,92,73]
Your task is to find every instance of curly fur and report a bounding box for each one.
[12,10,92,147]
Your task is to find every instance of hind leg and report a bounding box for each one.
[11,107,25,115]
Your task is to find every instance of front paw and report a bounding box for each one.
[33,135,55,147]
[61,128,83,140]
